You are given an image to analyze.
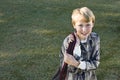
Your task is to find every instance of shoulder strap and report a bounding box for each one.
[60,33,76,80]
[66,33,76,55]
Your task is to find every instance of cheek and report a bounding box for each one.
[87,28,93,33]
[76,28,82,32]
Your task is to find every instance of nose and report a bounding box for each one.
[82,27,87,33]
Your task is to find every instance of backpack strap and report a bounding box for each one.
[60,33,76,80]
[66,33,76,55]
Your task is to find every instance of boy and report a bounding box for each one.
[60,7,100,80]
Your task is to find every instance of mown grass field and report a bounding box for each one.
[0,0,120,80]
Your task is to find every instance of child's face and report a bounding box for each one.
[74,20,94,40]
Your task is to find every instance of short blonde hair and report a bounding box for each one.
[71,7,95,26]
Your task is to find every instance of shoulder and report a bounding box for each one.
[63,33,76,45]
[90,32,99,37]
[90,32,100,42]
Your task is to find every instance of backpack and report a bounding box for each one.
[52,33,76,80]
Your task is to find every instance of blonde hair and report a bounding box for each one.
[71,7,95,26]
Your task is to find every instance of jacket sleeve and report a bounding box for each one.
[85,35,100,71]
[59,34,75,68]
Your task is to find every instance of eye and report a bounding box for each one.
[79,24,83,27]
[86,24,91,28]
[86,24,90,27]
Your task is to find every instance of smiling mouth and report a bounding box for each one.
[81,33,88,36]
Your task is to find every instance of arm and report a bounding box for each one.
[59,34,79,68]
[78,36,100,71]
[86,37,100,71]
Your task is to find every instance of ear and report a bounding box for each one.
[91,23,94,28]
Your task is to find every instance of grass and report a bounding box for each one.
[0,0,120,80]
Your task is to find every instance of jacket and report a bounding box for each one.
[60,32,100,80]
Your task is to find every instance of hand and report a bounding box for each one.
[64,53,80,67]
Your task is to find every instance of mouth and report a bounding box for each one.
[81,33,88,36]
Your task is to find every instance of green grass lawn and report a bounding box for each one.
[0,0,120,80]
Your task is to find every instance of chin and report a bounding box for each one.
[81,36,88,40]
[81,37,86,40]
